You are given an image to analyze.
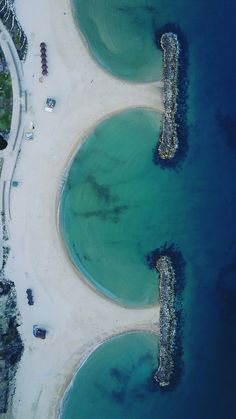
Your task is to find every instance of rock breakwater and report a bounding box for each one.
[158,32,179,160]
[153,24,189,168]
[146,244,185,389]
[154,255,176,387]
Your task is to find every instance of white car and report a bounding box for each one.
[25,121,34,140]
[25,132,33,140]
[45,98,56,112]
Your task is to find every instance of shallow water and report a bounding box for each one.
[72,0,163,82]
[60,108,165,307]
[60,332,159,419]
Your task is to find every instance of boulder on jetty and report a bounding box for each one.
[154,255,176,387]
[158,32,179,160]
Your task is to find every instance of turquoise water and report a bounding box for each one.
[60,108,199,307]
[60,108,163,307]
[72,0,162,82]
[60,332,158,419]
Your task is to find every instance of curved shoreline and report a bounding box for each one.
[57,106,161,309]
[57,328,159,418]
[69,0,162,85]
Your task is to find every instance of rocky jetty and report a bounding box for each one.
[154,255,176,387]
[158,32,179,160]
[0,0,28,60]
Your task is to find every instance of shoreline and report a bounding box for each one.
[56,106,162,311]
[2,0,164,418]
[57,328,159,418]
[69,0,163,86]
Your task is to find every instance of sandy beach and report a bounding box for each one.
[2,0,163,417]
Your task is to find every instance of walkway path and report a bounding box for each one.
[0,19,25,270]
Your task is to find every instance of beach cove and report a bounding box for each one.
[1,0,236,418]
[2,0,162,418]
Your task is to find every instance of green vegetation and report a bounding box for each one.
[0,0,28,61]
[0,50,13,133]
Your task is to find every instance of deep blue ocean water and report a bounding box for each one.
[61,1,236,417]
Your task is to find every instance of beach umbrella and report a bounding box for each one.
[40,49,47,55]
[41,57,47,64]
[42,69,48,76]
[40,44,46,50]
[42,64,48,70]
[40,42,46,48]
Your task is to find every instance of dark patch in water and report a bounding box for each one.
[130,387,146,400]
[106,240,120,245]
[137,352,153,366]
[78,205,129,223]
[110,368,130,385]
[114,5,158,28]
[217,111,236,151]
[111,390,126,404]
[83,253,91,261]
[86,175,117,203]
[115,5,158,15]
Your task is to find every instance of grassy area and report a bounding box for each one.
[0,48,13,134]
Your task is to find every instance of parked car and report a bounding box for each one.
[26,288,34,305]
[33,325,46,339]
[45,97,56,112]
[25,121,34,140]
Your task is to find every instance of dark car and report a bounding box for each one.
[33,325,46,339]
[26,288,34,305]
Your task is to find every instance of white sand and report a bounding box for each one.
[3,0,163,417]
